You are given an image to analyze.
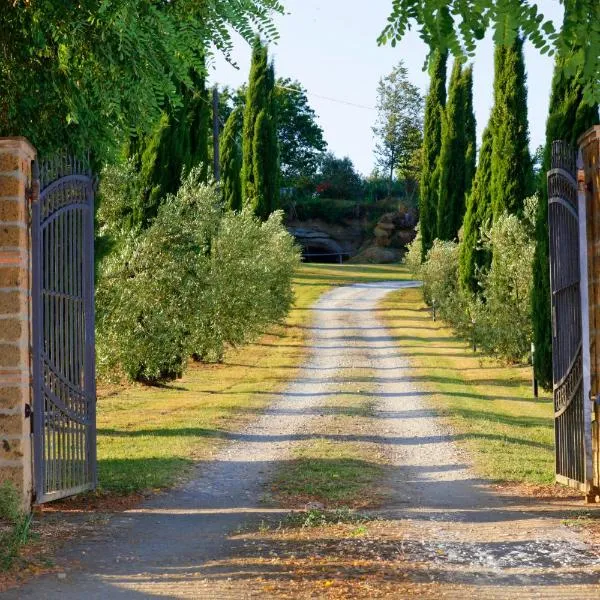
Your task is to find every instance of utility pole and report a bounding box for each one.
[212,86,220,182]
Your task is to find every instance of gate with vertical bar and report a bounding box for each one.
[31,155,97,503]
[548,140,590,490]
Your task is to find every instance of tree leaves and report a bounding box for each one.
[380,0,600,105]
[0,0,284,158]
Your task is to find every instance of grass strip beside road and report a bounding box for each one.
[95,264,412,495]
[378,287,554,486]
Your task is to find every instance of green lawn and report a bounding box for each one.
[96,264,412,494]
[378,287,554,485]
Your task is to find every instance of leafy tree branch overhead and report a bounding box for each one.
[380,0,600,104]
[0,0,284,157]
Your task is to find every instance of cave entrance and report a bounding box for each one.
[301,243,345,264]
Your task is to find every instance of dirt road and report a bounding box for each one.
[6,281,600,598]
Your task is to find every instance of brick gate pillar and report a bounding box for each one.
[0,138,36,512]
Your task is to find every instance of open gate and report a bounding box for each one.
[548,141,591,491]
[31,156,97,503]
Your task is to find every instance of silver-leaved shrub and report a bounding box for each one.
[96,168,300,383]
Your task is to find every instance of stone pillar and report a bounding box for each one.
[0,137,36,512]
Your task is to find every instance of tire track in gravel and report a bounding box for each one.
[7,280,600,599]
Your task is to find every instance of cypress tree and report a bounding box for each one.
[242,41,268,207]
[252,110,270,218]
[436,59,466,241]
[531,55,599,389]
[242,41,279,218]
[135,70,211,228]
[458,126,494,295]
[490,38,532,219]
[462,66,477,196]
[264,62,280,214]
[220,107,243,211]
[419,49,447,260]
[188,72,211,182]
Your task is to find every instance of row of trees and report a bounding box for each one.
[419,53,477,260]
[411,5,598,384]
[0,6,306,383]
[0,1,284,159]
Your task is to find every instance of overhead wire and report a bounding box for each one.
[274,84,376,111]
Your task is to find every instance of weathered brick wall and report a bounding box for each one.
[0,138,36,511]
[580,125,600,493]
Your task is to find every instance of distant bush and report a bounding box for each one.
[413,195,537,364]
[316,153,364,200]
[363,177,407,203]
[96,168,300,383]
[404,223,422,276]
[286,196,360,223]
[475,205,535,361]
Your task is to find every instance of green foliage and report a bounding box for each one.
[242,41,279,217]
[225,78,326,187]
[420,197,537,363]
[283,508,373,529]
[459,126,493,296]
[436,59,467,241]
[372,61,424,198]
[133,73,212,228]
[220,107,244,211]
[532,45,599,389]
[404,223,423,277]
[462,66,477,196]
[274,79,328,185]
[96,168,300,383]
[252,110,270,219]
[97,160,145,253]
[0,481,32,570]
[476,200,537,361]
[419,238,460,310]
[419,50,447,261]
[205,209,299,357]
[317,153,364,200]
[379,1,600,105]
[0,1,284,158]
[363,175,407,203]
[491,38,533,219]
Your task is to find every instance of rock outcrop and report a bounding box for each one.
[373,210,417,249]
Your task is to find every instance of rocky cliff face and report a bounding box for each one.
[288,207,417,264]
[287,218,365,262]
[351,209,417,264]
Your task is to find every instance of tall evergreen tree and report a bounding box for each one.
[242,41,279,217]
[462,66,477,197]
[189,73,211,182]
[419,49,447,260]
[242,42,268,204]
[459,126,494,295]
[490,38,532,219]
[531,55,599,389]
[264,62,280,213]
[220,107,243,211]
[436,59,467,241]
[135,72,211,228]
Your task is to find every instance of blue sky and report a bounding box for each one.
[211,0,564,176]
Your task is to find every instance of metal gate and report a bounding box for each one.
[31,156,97,503]
[548,141,590,490]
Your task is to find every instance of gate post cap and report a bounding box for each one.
[0,137,36,160]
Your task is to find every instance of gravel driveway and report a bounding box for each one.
[6,280,600,599]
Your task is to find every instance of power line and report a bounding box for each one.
[275,84,375,111]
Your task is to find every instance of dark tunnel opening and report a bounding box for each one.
[301,244,344,264]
